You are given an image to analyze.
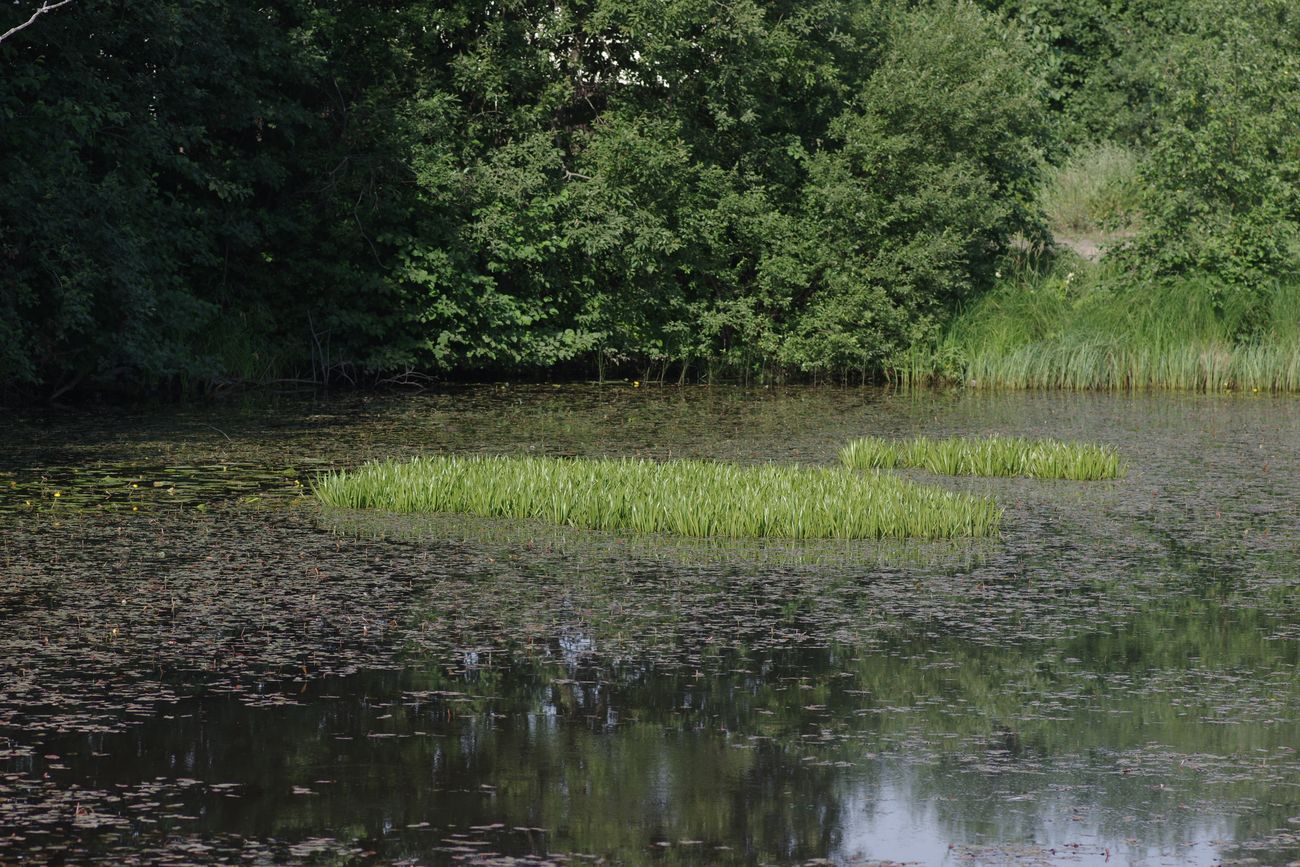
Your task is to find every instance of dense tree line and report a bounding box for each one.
[1,0,1296,397]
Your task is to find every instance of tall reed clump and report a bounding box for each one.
[313,455,1003,540]
[905,261,1300,392]
[840,435,1124,480]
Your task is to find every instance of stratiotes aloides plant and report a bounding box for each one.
[841,435,1125,480]
[314,455,1003,540]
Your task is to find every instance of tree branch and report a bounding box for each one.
[0,0,74,45]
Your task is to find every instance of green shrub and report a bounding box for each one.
[1115,1,1300,313]
[780,1,1050,376]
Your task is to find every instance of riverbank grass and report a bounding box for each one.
[840,436,1124,480]
[907,263,1300,392]
[313,455,1002,540]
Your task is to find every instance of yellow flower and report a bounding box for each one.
[53,491,61,498]
[632,380,641,388]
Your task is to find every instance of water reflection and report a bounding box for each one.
[0,387,1297,864]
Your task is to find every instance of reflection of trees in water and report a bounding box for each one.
[412,567,1300,857]
[79,598,1299,861]
[79,665,851,861]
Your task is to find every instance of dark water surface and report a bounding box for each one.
[1,386,1297,865]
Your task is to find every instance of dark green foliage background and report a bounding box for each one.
[1,0,1295,396]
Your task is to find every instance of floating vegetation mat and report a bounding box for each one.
[313,455,1003,540]
[1,461,316,514]
[840,435,1125,480]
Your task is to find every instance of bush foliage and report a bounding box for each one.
[1,0,1296,395]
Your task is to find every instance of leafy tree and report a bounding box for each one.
[0,0,1054,394]
[0,0,322,393]
[782,2,1049,375]
[1116,0,1300,324]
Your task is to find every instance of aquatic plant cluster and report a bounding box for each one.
[313,455,1003,541]
[840,435,1125,481]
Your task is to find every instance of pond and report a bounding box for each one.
[1,386,1297,865]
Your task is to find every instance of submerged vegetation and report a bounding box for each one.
[313,455,1003,540]
[840,435,1124,481]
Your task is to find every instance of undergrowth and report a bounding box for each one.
[1041,142,1142,237]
